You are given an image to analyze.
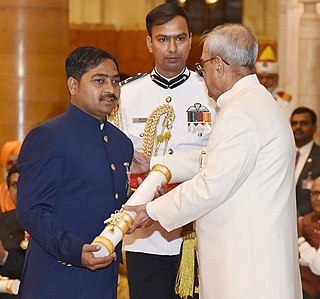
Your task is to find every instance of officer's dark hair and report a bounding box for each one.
[6,164,18,189]
[291,107,317,125]
[146,3,191,37]
[65,46,119,81]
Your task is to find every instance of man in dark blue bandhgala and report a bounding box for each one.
[16,46,133,299]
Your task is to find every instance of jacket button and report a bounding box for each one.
[111,164,116,171]
[104,135,108,143]
[115,193,119,200]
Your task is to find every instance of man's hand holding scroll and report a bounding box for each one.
[124,181,167,234]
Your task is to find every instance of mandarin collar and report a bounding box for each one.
[150,67,190,89]
[217,74,258,109]
[67,103,106,130]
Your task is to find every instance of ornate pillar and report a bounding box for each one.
[278,0,303,109]
[0,0,68,147]
[298,0,320,113]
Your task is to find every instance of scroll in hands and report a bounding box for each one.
[0,276,20,295]
[92,164,171,257]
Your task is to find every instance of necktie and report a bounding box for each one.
[295,150,300,167]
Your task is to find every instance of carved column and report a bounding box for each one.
[0,0,68,147]
[298,0,320,113]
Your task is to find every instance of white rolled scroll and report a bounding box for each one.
[0,276,20,295]
[92,164,171,257]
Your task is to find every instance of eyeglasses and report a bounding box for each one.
[310,190,320,197]
[195,56,230,77]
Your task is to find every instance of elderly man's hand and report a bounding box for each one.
[154,181,168,198]
[130,150,151,174]
[123,204,154,234]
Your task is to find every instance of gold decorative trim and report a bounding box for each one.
[152,164,172,183]
[113,221,131,236]
[121,211,134,226]
[6,279,14,295]
[104,210,134,235]
[93,236,115,254]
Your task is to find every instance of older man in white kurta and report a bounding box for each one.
[125,24,302,299]
[148,74,302,299]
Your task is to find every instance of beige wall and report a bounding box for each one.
[69,0,164,28]
[243,0,278,39]
[70,0,279,36]
[0,0,68,156]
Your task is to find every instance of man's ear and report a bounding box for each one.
[67,77,78,95]
[312,124,317,135]
[188,32,192,50]
[146,36,153,54]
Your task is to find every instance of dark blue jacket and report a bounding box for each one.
[16,104,133,299]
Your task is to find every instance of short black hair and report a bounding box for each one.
[146,3,191,37]
[291,107,317,125]
[65,46,119,81]
[7,164,18,189]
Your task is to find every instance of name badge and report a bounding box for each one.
[132,117,148,123]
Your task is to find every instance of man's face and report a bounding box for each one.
[310,178,320,214]
[68,59,120,122]
[6,153,18,173]
[291,112,316,147]
[8,172,19,205]
[146,16,192,78]
[256,72,278,93]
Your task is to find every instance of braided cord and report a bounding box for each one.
[110,102,123,131]
[142,103,175,156]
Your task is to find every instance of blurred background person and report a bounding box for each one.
[298,176,320,299]
[255,45,294,119]
[0,165,26,299]
[291,107,320,216]
[0,141,22,212]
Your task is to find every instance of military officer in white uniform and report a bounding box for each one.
[119,3,217,299]
[255,45,295,119]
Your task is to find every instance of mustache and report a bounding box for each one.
[294,129,303,134]
[100,93,118,102]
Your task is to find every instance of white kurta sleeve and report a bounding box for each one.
[299,238,320,275]
[151,149,204,183]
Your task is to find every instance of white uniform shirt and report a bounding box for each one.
[121,68,217,255]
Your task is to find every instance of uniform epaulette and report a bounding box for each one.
[277,91,292,102]
[120,73,147,86]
